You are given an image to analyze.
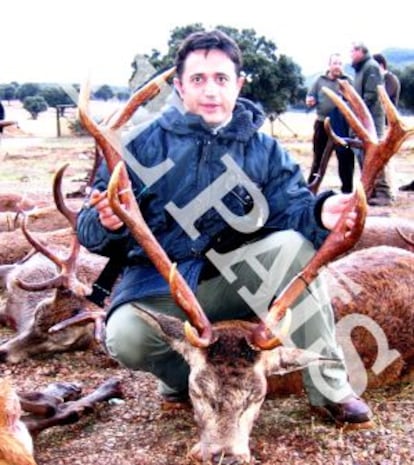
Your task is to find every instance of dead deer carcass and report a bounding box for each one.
[73,72,414,463]
[0,168,107,364]
[327,245,414,388]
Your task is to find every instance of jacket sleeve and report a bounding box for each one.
[76,161,131,256]
[260,136,332,249]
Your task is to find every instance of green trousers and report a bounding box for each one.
[105,230,354,406]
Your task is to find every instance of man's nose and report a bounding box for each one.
[203,78,219,96]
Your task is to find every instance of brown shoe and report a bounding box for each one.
[312,396,372,425]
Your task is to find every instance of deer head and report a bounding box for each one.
[75,76,412,463]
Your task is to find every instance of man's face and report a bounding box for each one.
[351,47,364,65]
[329,57,343,78]
[174,49,244,126]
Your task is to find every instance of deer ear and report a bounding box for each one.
[264,346,341,376]
[131,303,185,340]
[130,305,206,364]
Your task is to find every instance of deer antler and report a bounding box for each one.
[323,80,414,196]
[251,183,367,349]
[251,79,414,350]
[76,68,213,348]
[107,162,214,348]
[50,69,176,340]
[77,67,175,175]
[16,169,90,297]
[107,67,175,130]
[53,163,78,228]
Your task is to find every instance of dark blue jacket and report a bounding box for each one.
[77,98,331,316]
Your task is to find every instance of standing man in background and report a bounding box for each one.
[372,53,412,192]
[373,53,401,107]
[373,53,413,192]
[351,42,393,206]
[306,54,355,193]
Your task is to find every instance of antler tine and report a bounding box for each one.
[78,80,123,175]
[107,161,213,348]
[251,184,367,350]
[108,66,176,130]
[322,84,377,148]
[361,86,414,196]
[53,163,78,228]
[376,85,414,165]
[49,310,106,343]
[17,208,90,296]
[338,79,378,137]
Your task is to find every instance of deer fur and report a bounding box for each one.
[352,216,414,253]
[0,228,73,265]
[0,249,107,363]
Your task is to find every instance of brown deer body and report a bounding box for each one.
[0,163,109,363]
[0,249,106,364]
[329,245,414,387]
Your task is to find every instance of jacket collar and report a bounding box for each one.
[159,97,266,142]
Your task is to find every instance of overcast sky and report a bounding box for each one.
[3,0,412,87]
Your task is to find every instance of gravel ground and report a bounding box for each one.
[1,339,412,465]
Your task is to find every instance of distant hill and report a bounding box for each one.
[382,48,414,70]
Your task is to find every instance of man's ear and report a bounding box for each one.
[237,75,245,92]
[173,77,183,99]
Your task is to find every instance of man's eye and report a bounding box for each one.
[217,76,228,84]
[192,76,203,84]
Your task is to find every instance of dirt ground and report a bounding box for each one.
[0,103,414,465]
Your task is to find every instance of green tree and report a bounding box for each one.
[0,84,17,103]
[40,85,73,109]
[23,95,48,119]
[145,24,304,114]
[94,84,114,101]
[16,82,40,101]
[116,90,131,101]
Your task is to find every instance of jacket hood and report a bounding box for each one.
[158,97,266,142]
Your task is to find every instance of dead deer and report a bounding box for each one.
[0,165,107,364]
[73,73,414,464]
[0,70,176,363]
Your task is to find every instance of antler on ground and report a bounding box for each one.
[22,378,123,436]
[18,382,82,417]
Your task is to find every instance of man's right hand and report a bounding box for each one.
[90,189,125,231]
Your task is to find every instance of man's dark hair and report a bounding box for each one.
[373,53,388,70]
[175,29,243,78]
